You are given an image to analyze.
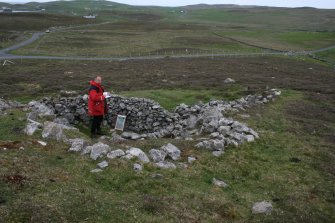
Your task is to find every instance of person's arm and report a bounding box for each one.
[90,89,105,102]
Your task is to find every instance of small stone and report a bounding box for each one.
[210,132,220,138]
[90,169,103,173]
[37,140,47,146]
[212,151,224,157]
[149,149,166,162]
[154,161,176,169]
[212,178,228,188]
[90,143,110,160]
[188,156,197,163]
[252,201,273,215]
[151,173,163,179]
[245,135,255,142]
[121,132,141,140]
[97,160,109,169]
[107,149,125,159]
[133,163,143,172]
[126,147,150,163]
[160,143,181,161]
[25,120,42,136]
[224,78,235,84]
[218,126,231,135]
[68,138,87,152]
[82,145,93,155]
[177,162,188,169]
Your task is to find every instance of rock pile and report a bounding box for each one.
[0,98,22,115]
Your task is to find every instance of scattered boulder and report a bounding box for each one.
[125,147,150,163]
[160,143,181,161]
[252,201,273,215]
[37,140,47,146]
[133,163,143,172]
[90,169,103,173]
[188,156,197,163]
[25,119,42,136]
[224,78,236,84]
[97,160,109,169]
[121,132,142,140]
[0,98,22,116]
[90,143,110,160]
[41,121,77,141]
[107,149,125,159]
[68,138,87,152]
[177,162,188,169]
[212,151,224,157]
[154,161,176,169]
[28,100,54,117]
[212,178,228,188]
[149,149,166,162]
[82,145,93,155]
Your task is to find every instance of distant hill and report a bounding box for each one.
[184,4,262,9]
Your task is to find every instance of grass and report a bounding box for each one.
[315,48,335,64]
[0,3,334,221]
[0,90,334,222]
[214,30,335,51]
[4,7,334,57]
[0,13,90,31]
[0,109,26,141]
[120,86,244,111]
[11,22,260,57]
[0,31,32,50]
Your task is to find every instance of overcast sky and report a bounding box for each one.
[2,0,335,9]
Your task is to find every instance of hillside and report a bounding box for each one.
[0,1,334,222]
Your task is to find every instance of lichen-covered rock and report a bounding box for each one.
[28,100,54,117]
[121,132,142,140]
[187,156,197,163]
[107,149,125,159]
[125,147,150,163]
[133,163,143,172]
[252,201,273,215]
[90,143,110,160]
[68,138,87,152]
[97,160,109,169]
[212,178,228,188]
[160,143,181,161]
[41,121,66,141]
[149,149,166,162]
[154,161,176,169]
[25,120,42,136]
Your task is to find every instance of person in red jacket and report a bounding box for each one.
[88,76,108,137]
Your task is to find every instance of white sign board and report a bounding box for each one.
[115,115,126,131]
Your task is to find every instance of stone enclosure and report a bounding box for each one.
[39,88,281,139]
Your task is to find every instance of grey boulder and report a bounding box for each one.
[252,201,273,215]
[160,143,181,161]
[90,143,110,160]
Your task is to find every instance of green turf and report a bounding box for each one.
[1,90,334,222]
[120,87,245,111]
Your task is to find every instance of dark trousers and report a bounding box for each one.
[91,115,103,134]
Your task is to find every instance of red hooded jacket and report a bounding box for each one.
[88,80,106,116]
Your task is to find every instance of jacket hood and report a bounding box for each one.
[89,80,102,88]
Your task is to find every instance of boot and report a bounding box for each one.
[96,130,105,136]
[90,132,97,138]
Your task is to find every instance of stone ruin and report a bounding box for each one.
[2,88,281,171]
[38,88,281,140]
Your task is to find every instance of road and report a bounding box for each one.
[1,24,334,62]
